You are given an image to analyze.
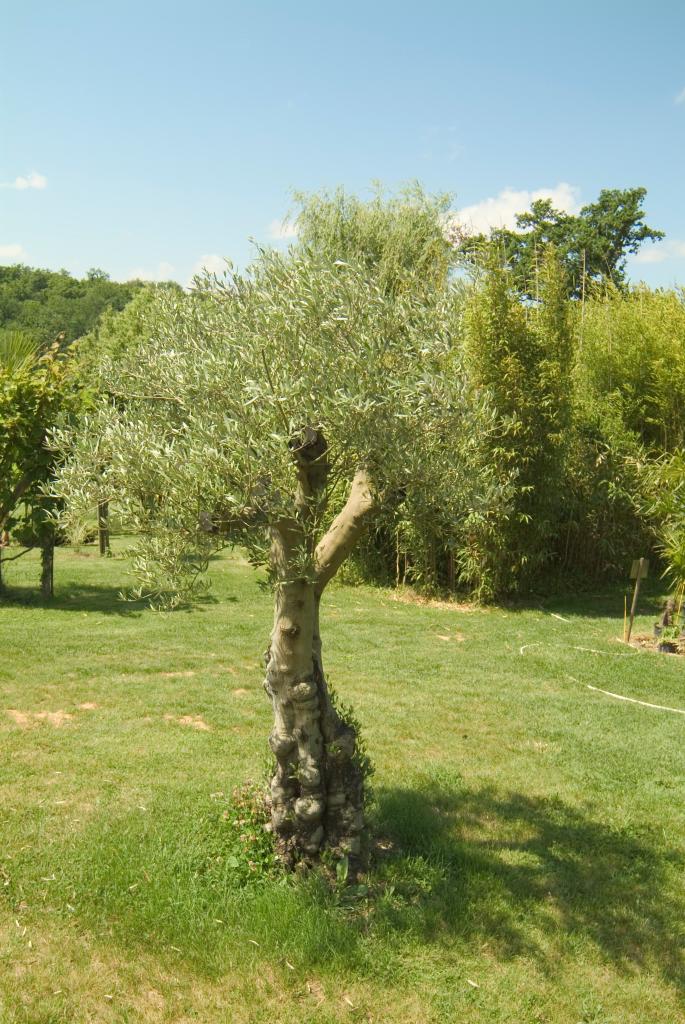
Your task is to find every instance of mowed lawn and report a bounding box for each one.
[1,542,684,1024]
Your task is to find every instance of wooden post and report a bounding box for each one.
[626,557,647,643]
[98,500,110,556]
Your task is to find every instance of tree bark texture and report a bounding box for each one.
[264,580,364,867]
[40,537,54,599]
[98,500,110,556]
[262,436,375,869]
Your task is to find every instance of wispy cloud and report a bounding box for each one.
[268,218,298,240]
[1,171,47,190]
[633,239,685,264]
[675,86,685,105]
[448,183,581,237]
[124,260,176,282]
[0,243,28,263]
[188,254,227,284]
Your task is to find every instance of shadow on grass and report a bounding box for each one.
[0,582,142,615]
[14,777,682,991]
[0,583,227,615]
[372,780,685,985]
[503,580,668,621]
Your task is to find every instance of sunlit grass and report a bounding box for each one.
[1,541,684,1022]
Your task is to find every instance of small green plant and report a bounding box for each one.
[327,683,374,790]
[659,625,681,643]
[219,782,279,882]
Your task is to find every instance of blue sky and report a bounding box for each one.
[2,0,684,287]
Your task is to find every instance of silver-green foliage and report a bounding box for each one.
[52,250,490,603]
[292,183,457,298]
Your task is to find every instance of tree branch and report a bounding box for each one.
[289,425,328,515]
[314,470,376,594]
[0,470,35,531]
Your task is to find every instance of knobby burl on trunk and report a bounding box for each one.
[263,427,376,870]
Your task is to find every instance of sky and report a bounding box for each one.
[2,0,684,288]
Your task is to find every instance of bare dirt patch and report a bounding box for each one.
[35,710,74,726]
[78,702,98,710]
[160,670,196,678]
[436,631,466,642]
[6,709,74,728]
[6,710,31,728]
[630,633,685,656]
[389,588,478,612]
[164,714,211,731]
[231,688,250,696]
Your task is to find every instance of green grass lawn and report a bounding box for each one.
[1,542,684,1023]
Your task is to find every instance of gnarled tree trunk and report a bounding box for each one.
[264,580,364,867]
[262,433,375,869]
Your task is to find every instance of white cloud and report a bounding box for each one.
[1,171,47,190]
[633,239,685,264]
[675,86,685,105]
[124,260,176,282]
[268,218,298,240]
[187,254,227,284]
[449,183,582,238]
[0,243,28,263]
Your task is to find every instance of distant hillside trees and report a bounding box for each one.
[0,264,147,346]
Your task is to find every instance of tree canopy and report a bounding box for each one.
[53,249,484,598]
[291,184,458,296]
[0,333,81,551]
[456,187,664,298]
[51,218,495,867]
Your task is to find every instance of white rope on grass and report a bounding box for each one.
[586,684,685,716]
[519,642,640,658]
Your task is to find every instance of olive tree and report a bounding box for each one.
[52,249,488,868]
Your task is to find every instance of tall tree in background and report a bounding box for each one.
[0,331,80,595]
[459,246,574,597]
[456,187,664,299]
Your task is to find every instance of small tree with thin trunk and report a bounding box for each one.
[52,250,488,868]
[0,331,78,597]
